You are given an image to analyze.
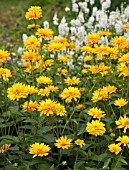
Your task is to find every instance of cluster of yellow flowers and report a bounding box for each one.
[29,137,85,158]
[2,6,129,166]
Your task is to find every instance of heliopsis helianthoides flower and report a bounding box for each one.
[22,100,39,111]
[123,22,129,30]
[108,143,121,155]
[57,68,68,76]
[98,30,112,36]
[27,24,40,29]
[43,59,54,67]
[36,28,54,39]
[24,36,41,50]
[59,86,81,103]
[38,99,56,116]
[47,85,59,92]
[119,52,129,64]
[116,114,129,133]
[55,136,72,149]
[58,54,70,63]
[91,85,116,103]
[117,63,129,77]
[86,120,106,136]
[21,51,40,62]
[69,42,75,50]
[116,136,129,147]
[0,49,10,63]
[54,103,66,116]
[53,37,68,46]
[26,85,38,95]
[92,45,110,55]
[76,104,86,109]
[86,33,100,43]
[7,83,28,101]
[38,86,58,97]
[0,68,12,81]
[81,69,89,74]
[111,36,126,47]
[80,45,93,53]
[75,139,85,148]
[83,55,93,62]
[25,6,42,20]
[29,142,51,158]
[64,76,80,85]
[0,144,10,153]
[46,42,66,52]
[88,107,105,119]
[36,75,52,85]
[114,98,128,108]
[38,87,50,97]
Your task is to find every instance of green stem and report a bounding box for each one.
[74,150,79,170]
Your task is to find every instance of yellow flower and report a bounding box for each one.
[36,28,54,39]
[86,120,106,136]
[64,77,80,85]
[108,144,121,154]
[26,85,38,95]
[21,51,39,62]
[111,36,126,46]
[0,49,10,63]
[46,42,66,52]
[86,33,100,43]
[54,103,66,116]
[38,88,50,97]
[36,76,52,85]
[99,30,112,36]
[25,6,42,20]
[116,115,129,133]
[88,107,105,119]
[27,24,40,29]
[76,104,86,109]
[59,86,81,103]
[58,55,70,63]
[116,136,129,147]
[83,55,93,62]
[91,85,116,103]
[55,136,72,149]
[24,36,41,50]
[57,68,68,76]
[0,144,10,153]
[22,100,39,111]
[75,139,85,148]
[114,98,128,107]
[0,68,12,81]
[38,99,56,116]
[47,85,59,92]
[80,45,93,53]
[69,42,75,50]
[123,22,129,30]
[7,83,28,101]
[29,142,51,158]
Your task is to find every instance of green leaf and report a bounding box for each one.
[50,164,55,170]
[103,158,111,169]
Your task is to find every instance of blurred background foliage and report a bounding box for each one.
[0,0,129,38]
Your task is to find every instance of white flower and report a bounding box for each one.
[18,47,24,55]
[78,11,84,23]
[22,34,28,42]
[92,7,98,16]
[43,21,49,28]
[90,0,95,5]
[65,7,70,12]
[72,3,78,12]
[70,27,77,35]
